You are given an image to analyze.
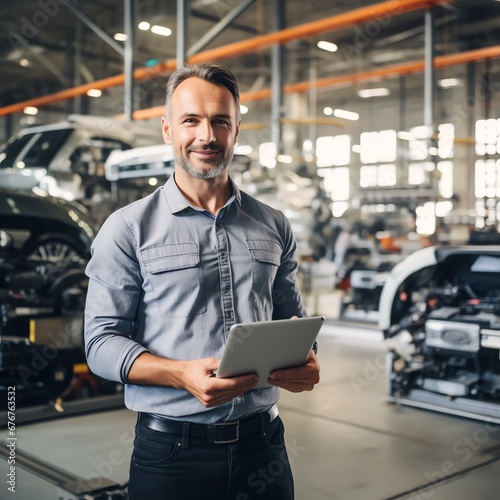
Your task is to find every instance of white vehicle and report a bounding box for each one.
[0,115,161,202]
[104,144,175,182]
[379,245,500,424]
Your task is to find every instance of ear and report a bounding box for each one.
[161,116,172,145]
[234,119,241,145]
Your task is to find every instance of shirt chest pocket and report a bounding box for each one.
[141,243,207,318]
[246,239,281,312]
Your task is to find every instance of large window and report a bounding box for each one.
[316,135,350,167]
[475,119,500,227]
[359,129,397,188]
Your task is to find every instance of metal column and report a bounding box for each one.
[466,62,476,212]
[124,0,135,121]
[271,0,285,156]
[177,0,187,68]
[423,8,435,152]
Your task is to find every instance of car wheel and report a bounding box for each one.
[25,234,84,263]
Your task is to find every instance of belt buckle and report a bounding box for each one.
[210,421,240,444]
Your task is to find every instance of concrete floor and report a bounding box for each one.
[1,320,500,500]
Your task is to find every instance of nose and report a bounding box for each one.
[199,120,216,144]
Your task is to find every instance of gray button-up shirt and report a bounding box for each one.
[84,175,306,423]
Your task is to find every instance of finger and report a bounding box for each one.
[211,374,259,391]
[267,379,315,392]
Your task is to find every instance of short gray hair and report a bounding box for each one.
[165,64,240,120]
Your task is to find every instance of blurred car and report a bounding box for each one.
[379,245,500,424]
[0,114,161,202]
[104,144,175,206]
[0,189,95,262]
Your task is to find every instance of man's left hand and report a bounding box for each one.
[268,351,320,392]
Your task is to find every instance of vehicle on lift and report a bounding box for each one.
[0,115,161,213]
[380,245,500,424]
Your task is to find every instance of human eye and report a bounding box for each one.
[214,119,230,126]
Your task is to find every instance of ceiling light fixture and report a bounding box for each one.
[113,33,127,41]
[334,109,359,121]
[151,25,172,36]
[397,131,414,141]
[19,58,30,67]
[317,41,338,53]
[358,87,390,98]
[23,106,38,115]
[239,105,248,115]
[138,21,150,30]
[438,78,462,89]
[277,155,293,163]
[323,106,333,116]
[87,89,102,97]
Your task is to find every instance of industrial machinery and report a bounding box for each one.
[379,246,500,424]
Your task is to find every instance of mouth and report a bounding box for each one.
[189,147,223,161]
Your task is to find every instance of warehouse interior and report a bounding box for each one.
[1,1,500,499]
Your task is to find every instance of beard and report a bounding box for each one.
[176,144,233,179]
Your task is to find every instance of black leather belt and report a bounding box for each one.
[139,405,279,444]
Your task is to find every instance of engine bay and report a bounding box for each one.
[381,247,500,422]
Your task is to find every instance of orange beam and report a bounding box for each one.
[126,45,500,121]
[187,0,452,64]
[0,0,452,117]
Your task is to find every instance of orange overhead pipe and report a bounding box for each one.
[186,0,453,64]
[125,45,500,121]
[0,0,452,117]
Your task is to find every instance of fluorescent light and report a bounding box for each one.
[397,131,414,141]
[334,109,359,121]
[234,144,253,155]
[138,21,150,30]
[438,78,462,89]
[239,105,248,115]
[87,89,102,97]
[23,106,38,115]
[114,32,127,41]
[151,25,172,36]
[352,144,361,153]
[323,106,333,116]
[358,87,390,98]
[277,155,293,163]
[317,41,338,53]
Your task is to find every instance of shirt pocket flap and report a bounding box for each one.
[142,243,200,273]
[246,239,281,266]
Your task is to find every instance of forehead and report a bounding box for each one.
[170,77,237,117]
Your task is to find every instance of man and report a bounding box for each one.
[84,63,319,500]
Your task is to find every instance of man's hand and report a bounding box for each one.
[181,358,259,407]
[127,352,258,407]
[267,350,320,392]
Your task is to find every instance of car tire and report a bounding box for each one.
[24,233,85,263]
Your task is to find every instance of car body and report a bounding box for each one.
[0,189,95,261]
[0,114,161,202]
[379,245,500,424]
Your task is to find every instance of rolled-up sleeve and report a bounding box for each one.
[84,211,148,383]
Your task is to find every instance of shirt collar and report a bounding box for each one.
[163,174,241,215]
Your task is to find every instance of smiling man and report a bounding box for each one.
[84,64,320,500]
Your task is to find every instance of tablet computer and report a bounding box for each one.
[216,316,324,388]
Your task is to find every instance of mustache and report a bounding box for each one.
[188,145,224,154]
